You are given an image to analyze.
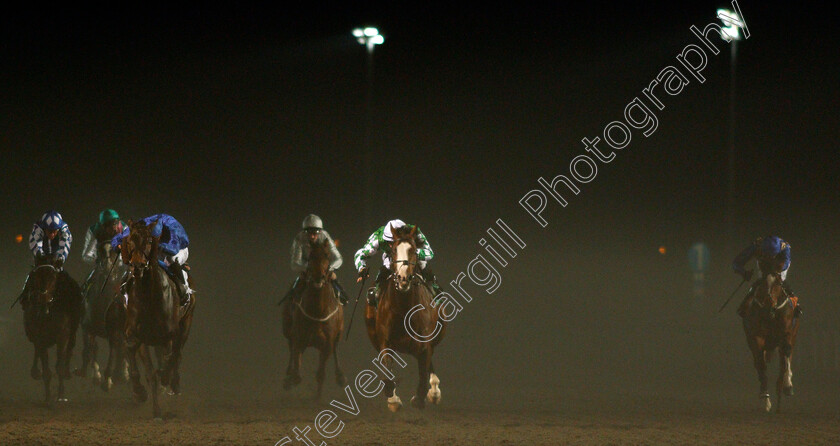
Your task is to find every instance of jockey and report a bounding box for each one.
[283,214,348,305]
[354,219,443,305]
[733,235,801,318]
[82,208,126,265]
[17,210,72,307]
[112,213,193,304]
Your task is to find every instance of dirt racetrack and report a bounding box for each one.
[1,377,838,445]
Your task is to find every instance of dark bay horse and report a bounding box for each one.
[365,225,445,411]
[22,255,83,402]
[121,219,196,418]
[742,271,800,412]
[76,243,130,391]
[282,239,347,399]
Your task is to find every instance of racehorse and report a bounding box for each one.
[364,225,445,411]
[121,219,196,418]
[282,239,347,399]
[76,242,130,391]
[742,271,800,412]
[22,255,83,402]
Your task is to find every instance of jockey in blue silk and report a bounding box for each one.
[354,219,443,305]
[17,210,73,307]
[282,214,348,305]
[112,213,194,304]
[733,235,800,318]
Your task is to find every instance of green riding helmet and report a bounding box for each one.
[99,209,120,224]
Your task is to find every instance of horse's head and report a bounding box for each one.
[390,224,418,292]
[121,219,160,277]
[755,271,784,311]
[29,256,61,310]
[306,239,332,289]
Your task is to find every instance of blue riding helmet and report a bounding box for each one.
[39,210,66,231]
[760,236,783,258]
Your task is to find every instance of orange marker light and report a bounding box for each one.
[15,234,23,243]
[658,246,666,255]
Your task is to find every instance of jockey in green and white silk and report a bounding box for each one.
[354,219,434,273]
[354,219,441,305]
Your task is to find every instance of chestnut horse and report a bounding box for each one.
[282,239,347,399]
[742,271,800,412]
[76,243,130,391]
[22,255,83,402]
[365,225,445,411]
[121,219,196,418]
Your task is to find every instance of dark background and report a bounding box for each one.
[1,1,838,412]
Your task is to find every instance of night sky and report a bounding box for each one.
[1,2,838,408]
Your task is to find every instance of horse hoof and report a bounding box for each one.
[410,396,425,410]
[387,395,403,413]
[784,387,794,396]
[133,387,148,403]
[56,397,69,403]
[101,378,113,392]
[283,376,301,390]
[762,397,772,412]
[336,374,348,387]
[427,373,441,404]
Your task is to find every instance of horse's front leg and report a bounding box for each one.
[125,337,147,403]
[30,348,42,380]
[55,333,72,402]
[74,331,93,378]
[376,345,401,412]
[315,344,329,401]
[39,346,51,402]
[283,341,303,390]
[411,348,431,409]
[139,344,161,418]
[751,346,770,412]
[332,338,347,387]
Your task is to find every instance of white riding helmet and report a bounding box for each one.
[382,219,406,241]
[302,214,323,230]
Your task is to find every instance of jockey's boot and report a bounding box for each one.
[167,258,191,306]
[420,267,446,304]
[736,286,756,318]
[332,280,348,305]
[783,281,802,317]
[367,266,391,308]
[366,287,378,307]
